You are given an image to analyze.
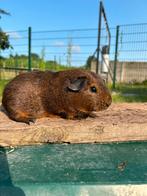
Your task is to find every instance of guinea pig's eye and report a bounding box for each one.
[90,86,97,93]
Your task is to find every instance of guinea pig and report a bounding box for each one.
[2,69,112,124]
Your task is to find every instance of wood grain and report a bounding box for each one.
[0,103,147,146]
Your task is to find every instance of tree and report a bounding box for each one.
[0,9,10,19]
[85,55,97,70]
[0,9,10,17]
[31,53,40,60]
[0,9,11,51]
[0,29,12,50]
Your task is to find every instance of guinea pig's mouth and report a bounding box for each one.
[96,102,111,111]
[102,104,110,110]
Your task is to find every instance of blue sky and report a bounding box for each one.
[1,0,147,31]
[1,0,147,66]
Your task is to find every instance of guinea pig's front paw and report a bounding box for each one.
[88,113,97,118]
[75,112,97,119]
[59,112,75,120]
[59,112,68,119]
[26,118,36,125]
[74,112,90,120]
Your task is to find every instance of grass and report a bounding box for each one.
[0,80,9,97]
[111,84,147,103]
[112,93,147,103]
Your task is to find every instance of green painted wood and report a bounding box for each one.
[0,142,147,195]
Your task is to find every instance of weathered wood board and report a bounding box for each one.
[0,103,147,146]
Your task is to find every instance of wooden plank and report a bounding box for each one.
[0,103,147,146]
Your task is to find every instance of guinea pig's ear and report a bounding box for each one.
[67,76,88,92]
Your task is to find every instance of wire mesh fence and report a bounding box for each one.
[1,28,99,67]
[0,23,147,85]
[113,23,147,85]
[0,27,100,80]
[31,28,99,68]
[0,29,28,79]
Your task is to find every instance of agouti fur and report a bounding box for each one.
[2,69,112,124]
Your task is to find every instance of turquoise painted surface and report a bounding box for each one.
[0,142,147,195]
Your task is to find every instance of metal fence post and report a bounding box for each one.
[28,27,32,71]
[113,25,120,89]
[96,1,102,74]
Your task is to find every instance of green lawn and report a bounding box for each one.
[111,84,147,102]
[0,80,9,98]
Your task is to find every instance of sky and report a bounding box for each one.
[1,0,147,65]
[1,0,147,31]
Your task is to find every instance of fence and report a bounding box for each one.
[0,23,147,87]
[0,29,29,79]
[112,23,147,87]
[0,27,99,68]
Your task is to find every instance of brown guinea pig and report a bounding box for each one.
[2,69,112,124]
